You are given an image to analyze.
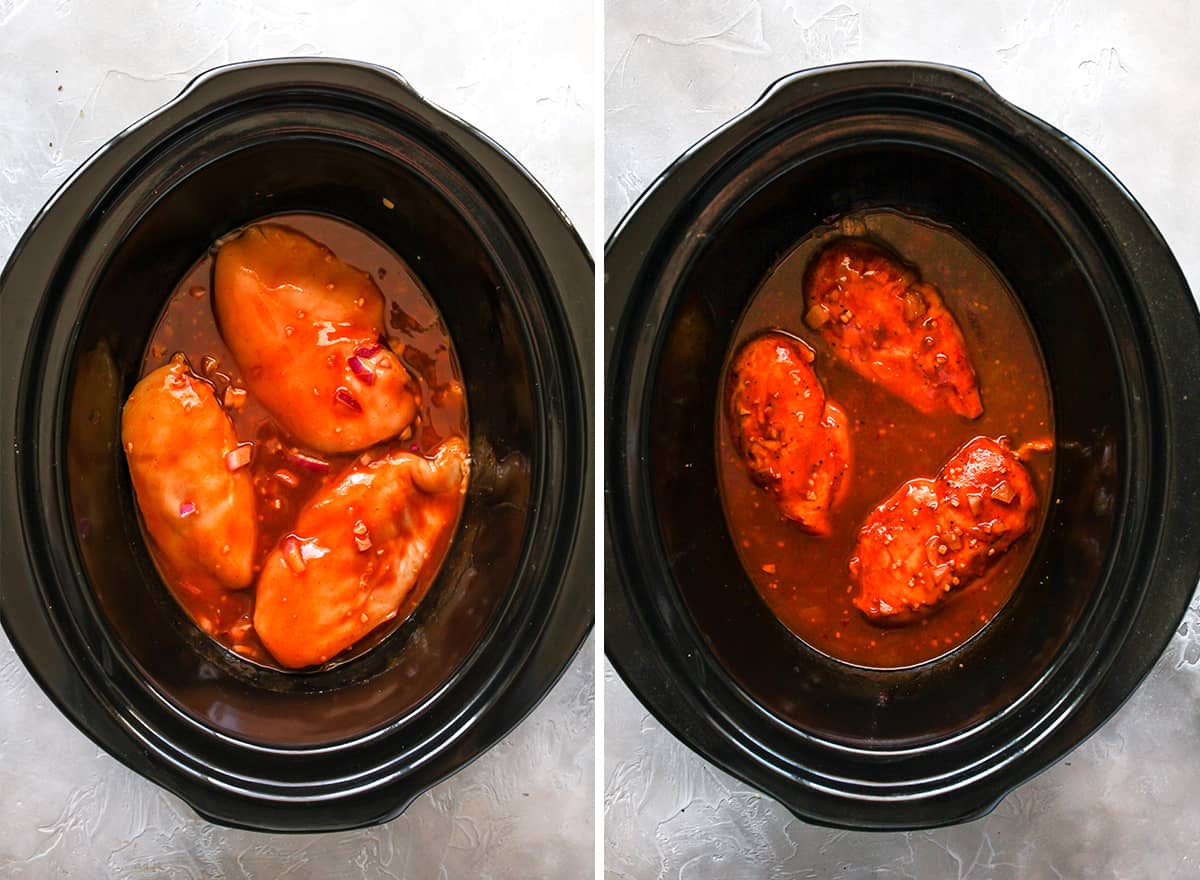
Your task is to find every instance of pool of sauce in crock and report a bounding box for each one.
[140,213,468,670]
[716,210,1054,668]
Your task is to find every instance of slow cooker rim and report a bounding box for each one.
[1,57,594,832]
[604,61,1199,830]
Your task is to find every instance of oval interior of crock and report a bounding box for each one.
[648,137,1125,746]
[65,135,538,745]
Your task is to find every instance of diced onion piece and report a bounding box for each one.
[925,537,943,566]
[282,536,306,573]
[903,291,927,322]
[224,386,247,410]
[991,481,1017,504]
[354,343,381,359]
[347,355,376,385]
[179,501,197,517]
[285,450,331,472]
[805,303,831,329]
[273,468,299,488]
[1017,438,1055,461]
[224,443,253,472]
[334,387,362,412]
[910,483,938,508]
[200,355,219,376]
[353,520,372,552]
[967,494,983,516]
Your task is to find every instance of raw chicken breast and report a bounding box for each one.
[122,354,257,590]
[253,437,469,668]
[214,223,419,453]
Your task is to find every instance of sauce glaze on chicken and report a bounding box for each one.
[124,214,469,669]
[717,210,1053,668]
[727,332,851,535]
[214,224,420,454]
[850,437,1038,623]
[122,354,257,592]
[804,237,983,419]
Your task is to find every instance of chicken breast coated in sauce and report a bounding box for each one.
[804,237,983,419]
[253,437,469,668]
[214,223,419,454]
[727,332,851,535]
[851,437,1038,623]
[121,354,257,590]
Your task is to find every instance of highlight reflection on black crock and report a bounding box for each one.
[67,342,122,585]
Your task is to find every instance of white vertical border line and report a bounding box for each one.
[592,0,605,873]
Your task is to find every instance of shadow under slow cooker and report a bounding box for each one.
[649,141,1131,747]
[66,135,541,746]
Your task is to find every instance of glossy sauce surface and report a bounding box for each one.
[716,211,1054,668]
[141,213,468,669]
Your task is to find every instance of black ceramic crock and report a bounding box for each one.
[606,62,1200,830]
[1,58,593,832]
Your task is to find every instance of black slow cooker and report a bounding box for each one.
[605,62,1199,830]
[1,58,593,833]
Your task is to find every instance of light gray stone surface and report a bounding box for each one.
[0,2,594,878]
[604,2,1200,877]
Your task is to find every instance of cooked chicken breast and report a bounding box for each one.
[851,437,1038,622]
[804,237,983,419]
[727,331,851,535]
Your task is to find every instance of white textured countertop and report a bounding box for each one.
[604,1,1200,877]
[0,2,594,877]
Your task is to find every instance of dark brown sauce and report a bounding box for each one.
[716,210,1054,668]
[140,213,468,670]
